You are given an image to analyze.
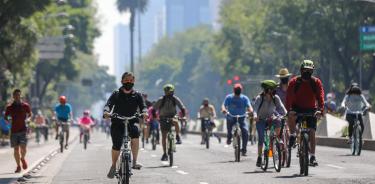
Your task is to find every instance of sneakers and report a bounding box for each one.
[289,135,296,149]
[241,149,247,157]
[107,165,116,179]
[15,166,21,173]
[217,136,222,144]
[132,163,143,170]
[310,156,318,166]
[176,135,182,144]
[256,156,262,167]
[161,153,168,161]
[226,139,232,145]
[200,140,205,145]
[64,144,69,150]
[21,159,28,170]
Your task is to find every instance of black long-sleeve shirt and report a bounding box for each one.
[103,88,146,124]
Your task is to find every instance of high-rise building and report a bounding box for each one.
[114,23,129,85]
[165,0,213,37]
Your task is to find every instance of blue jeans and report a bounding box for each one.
[226,116,249,151]
[256,119,281,146]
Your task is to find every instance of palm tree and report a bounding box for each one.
[117,0,148,73]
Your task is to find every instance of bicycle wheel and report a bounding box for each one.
[351,125,357,155]
[261,148,269,171]
[300,133,309,176]
[273,139,282,172]
[168,138,174,167]
[356,125,362,156]
[83,134,88,150]
[234,134,241,162]
[205,130,210,149]
[151,131,156,150]
[59,132,64,153]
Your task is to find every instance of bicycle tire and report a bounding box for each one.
[168,138,174,167]
[261,149,269,171]
[357,126,362,156]
[300,133,309,176]
[206,130,210,149]
[351,125,357,156]
[235,134,241,162]
[83,134,88,150]
[151,131,156,150]
[273,140,282,172]
[59,132,64,153]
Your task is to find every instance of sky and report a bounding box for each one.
[93,0,129,75]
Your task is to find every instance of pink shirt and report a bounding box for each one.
[79,116,93,126]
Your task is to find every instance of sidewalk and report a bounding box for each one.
[0,128,80,184]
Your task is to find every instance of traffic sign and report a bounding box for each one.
[360,26,375,51]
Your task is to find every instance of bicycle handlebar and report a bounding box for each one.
[110,113,140,121]
[226,113,248,118]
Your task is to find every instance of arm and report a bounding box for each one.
[275,95,287,116]
[103,91,118,118]
[221,95,229,113]
[174,96,186,116]
[316,79,325,113]
[252,96,261,119]
[245,96,253,114]
[4,105,10,121]
[340,95,348,108]
[211,105,217,119]
[286,80,295,112]
[360,94,372,109]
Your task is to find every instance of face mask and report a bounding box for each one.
[301,71,312,80]
[204,104,208,107]
[234,88,241,95]
[122,82,134,91]
[281,78,289,84]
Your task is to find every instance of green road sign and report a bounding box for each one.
[360,26,375,51]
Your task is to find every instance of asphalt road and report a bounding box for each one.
[19,131,375,184]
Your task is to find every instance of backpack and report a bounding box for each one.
[257,93,277,112]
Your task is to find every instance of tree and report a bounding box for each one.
[116,0,148,73]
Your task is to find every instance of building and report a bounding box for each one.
[114,23,129,84]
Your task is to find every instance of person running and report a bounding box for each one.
[198,98,221,144]
[34,110,47,143]
[5,89,32,173]
[221,83,253,156]
[104,72,147,178]
[253,80,287,167]
[153,84,186,161]
[286,60,324,166]
[54,95,73,149]
[341,83,371,144]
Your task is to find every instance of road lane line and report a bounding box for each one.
[150,154,157,158]
[176,170,188,175]
[161,161,169,165]
[200,182,209,184]
[172,166,178,169]
[326,164,344,169]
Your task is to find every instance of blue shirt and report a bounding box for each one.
[55,103,72,120]
[223,94,252,115]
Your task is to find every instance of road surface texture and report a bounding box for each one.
[10,131,375,184]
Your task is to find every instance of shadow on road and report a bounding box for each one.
[144,165,171,169]
[0,177,17,184]
[336,154,355,157]
[243,170,273,174]
[274,174,310,178]
[210,160,237,164]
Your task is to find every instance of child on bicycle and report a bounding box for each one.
[253,80,287,167]
[79,110,93,143]
[340,83,371,144]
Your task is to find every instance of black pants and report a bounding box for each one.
[346,114,364,138]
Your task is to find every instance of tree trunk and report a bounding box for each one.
[130,8,135,73]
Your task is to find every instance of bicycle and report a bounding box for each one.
[260,117,282,172]
[110,113,140,184]
[202,118,212,149]
[58,121,70,153]
[349,109,367,156]
[180,117,188,138]
[165,117,177,167]
[280,118,291,167]
[150,120,159,151]
[295,112,316,176]
[81,125,90,150]
[227,113,247,162]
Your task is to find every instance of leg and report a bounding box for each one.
[174,120,180,137]
[161,131,167,154]
[226,117,234,144]
[359,115,365,136]
[111,149,120,167]
[200,120,205,143]
[288,114,297,135]
[346,115,354,138]
[65,125,70,146]
[20,144,27,160]
[13,146,21,167]
[310,129,316,155]
[239,117,249,152]
[256,121,266,156]
[131,138,139,164]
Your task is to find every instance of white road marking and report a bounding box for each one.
[172,166,178,169]
[326,164,344,169]
[224,145,229,148]
[200,182,209,184]
[161,161,169,165]
[150,154,157,158]
[176,170,188,175]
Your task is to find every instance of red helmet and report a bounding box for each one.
[233,83,243,90]
[59,96,67,104]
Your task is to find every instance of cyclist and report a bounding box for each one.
[79,110,94,143]
[198,98,221,144]
[146,101,160,144]
[5,89,32,173]
[286,60,324,166]
[154,84,186,161]
[54,95,73,149]
[340,83,371,144]
[275,68,292,105]
[221,83,253,156]
[103,72,147,178]
[253,80,287,167]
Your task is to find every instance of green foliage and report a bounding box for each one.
[138,26,228,116]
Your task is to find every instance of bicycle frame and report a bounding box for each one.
[295,112,315,176]
[227,113,247,162]
[165,117,176,167]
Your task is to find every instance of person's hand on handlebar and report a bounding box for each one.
[315,111,323,119]
[103,111,111,119]
[221,109,228,115]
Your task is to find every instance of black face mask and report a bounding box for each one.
[234,88,241,95]
[122,82,134,91]
[281,78,289,84]
[301,71,312,80]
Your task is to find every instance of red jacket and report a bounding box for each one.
[5,102,31,133]
[286,76,325,112]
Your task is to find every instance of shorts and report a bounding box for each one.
[293,108,317,130]
[10,132,27,147]
[159,118,176,132]
[256,119,281,146]
[200,119,215,132]
[111,121,140,151]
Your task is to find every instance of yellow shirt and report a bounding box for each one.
[199,105,216,119]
